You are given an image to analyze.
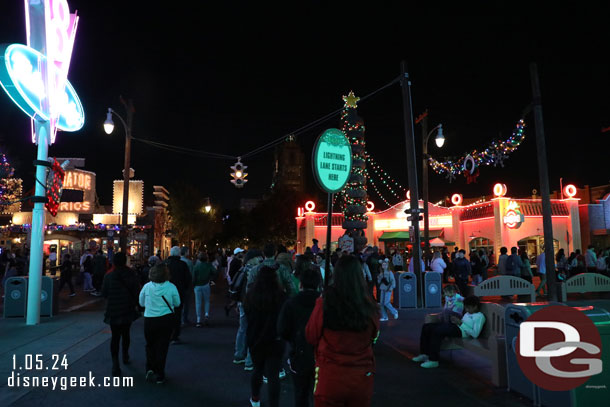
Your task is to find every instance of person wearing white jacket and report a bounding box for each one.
[429,251,447,274]
[139,264,181,384]
[412,295,485,368]
[378,259,398,321]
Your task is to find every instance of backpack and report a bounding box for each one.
[228,267,247,301]
[505,255,516,274]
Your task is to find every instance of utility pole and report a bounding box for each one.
[421,112,430,258]
[119,98,134,253]
[400,61,423,306]
[529,63,557,301]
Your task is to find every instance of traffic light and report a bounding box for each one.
[230,159,248,188]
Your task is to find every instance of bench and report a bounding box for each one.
[469,275,536,302]
[560,272,610,302]
[425,302,507,387]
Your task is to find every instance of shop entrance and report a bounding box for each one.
[469,237,494,255]
[517,235,559,263]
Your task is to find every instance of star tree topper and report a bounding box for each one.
[343,91,360,108]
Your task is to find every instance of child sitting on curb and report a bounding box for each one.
[412,295,485,368]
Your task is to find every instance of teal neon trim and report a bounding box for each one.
[0,43,84,132]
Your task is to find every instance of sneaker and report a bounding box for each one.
[279,369,286,379]
[262,376,268,383]
[204,316,209,326]
[250,398,260,407]
[420,361,439,368]
[233,358,246,365]
[145,370,155,382]
[244,365,254,371]
[380,317,389,322]
[156,377,165,384]
[393,312,399,320]
[412,354,429,363]
[196,323,203,328]
[69,293,76,297]
[170,339,180,345]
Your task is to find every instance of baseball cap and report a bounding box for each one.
[234,247,245,255]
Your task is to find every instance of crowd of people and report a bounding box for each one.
[3,237,610,406]
[96,242,383,407]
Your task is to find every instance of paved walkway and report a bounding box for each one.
[1,281,539,407]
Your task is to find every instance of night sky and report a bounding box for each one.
[1,2,608,212]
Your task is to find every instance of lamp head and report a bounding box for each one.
[204,205,212,213]
[435,124,445,148]
[103,108,114,134]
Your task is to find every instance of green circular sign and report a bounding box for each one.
[312,128,352,193]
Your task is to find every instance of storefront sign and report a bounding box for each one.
[58,169,95,213]
[312,128,352,194]
[503,201,524,229]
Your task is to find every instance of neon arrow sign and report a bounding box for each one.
[0,0,84,143]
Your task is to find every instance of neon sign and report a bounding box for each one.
[451,194,463,206]
[503,201,524,229]
[0,0,83,143]
[564,184,577,198]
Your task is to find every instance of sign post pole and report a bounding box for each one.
[0,0,84,324]
[312,128,352,290]
[325,193,333,289]
[27,123,49,325]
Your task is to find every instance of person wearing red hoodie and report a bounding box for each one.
[306,255,380,407]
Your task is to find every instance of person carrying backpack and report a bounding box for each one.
[277,263,321,407]
[233,249,263,370]
[505,247,523,277]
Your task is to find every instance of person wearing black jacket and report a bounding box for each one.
[58,253,76,297]
[277,264,321,407]
[166,246,192,342]
[101,252,140,377]
[245,265,287,407]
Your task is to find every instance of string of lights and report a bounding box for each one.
[366,169,393,208]
[427,119,526,179]
[365,153,407,199]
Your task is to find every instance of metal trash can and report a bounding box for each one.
[504,303,556,403]
[424,272,442,308]
[398,272,417,308]
[505,302,610,407]
[40,276,60,317]
[535,301,610,407]
[3,277,28,318]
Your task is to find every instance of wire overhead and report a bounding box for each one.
[131,76,401,161]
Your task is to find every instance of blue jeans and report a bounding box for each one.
[83,272,93,290]
[234,302,252,366]
[194,284,211,322]
[380,290,397,319]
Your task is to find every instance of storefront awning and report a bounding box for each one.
[379,231,410,241]
[430,237,456,247]
[379,230,445,242]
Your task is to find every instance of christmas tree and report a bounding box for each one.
[339,91,368,251]
[0,153,20,211]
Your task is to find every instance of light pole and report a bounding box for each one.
[421,116,444,258]
[104,98,135,253]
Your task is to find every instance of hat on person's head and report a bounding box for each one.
[244,249,263,264]
[234,247,245,255]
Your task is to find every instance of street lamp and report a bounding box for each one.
[204,197,212,213]
[421,119,444,258]
[103,99,135,253]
